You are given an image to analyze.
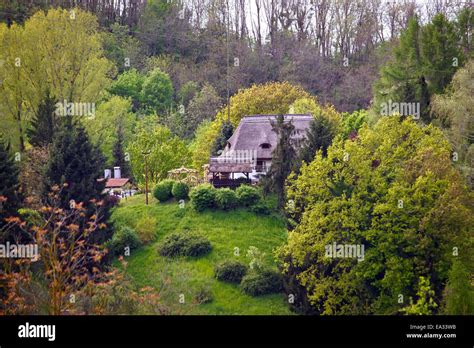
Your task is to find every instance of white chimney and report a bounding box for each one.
[104,169,111,179]
[114,166,121,179]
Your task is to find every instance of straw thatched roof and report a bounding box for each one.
[225,114,312,159]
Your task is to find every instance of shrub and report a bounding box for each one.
[171,181,189,200]
[236,185,260,207]
[157,232,211,257]
[250,201,271,215]
[153,179,175,202]
[107,226,141,256]
[194,285,213,304]
[135,215,157,244]
[189,184,216,212]
[214,260,248,283]
[240,268,283,296]
[215,188,238,210]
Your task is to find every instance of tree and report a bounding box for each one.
[263,115,297,208]
[184,84,222,138]
[279,116,473,314]
[44,118,106,210]
[85,96,136,166]
[421,13,463,95]
[443,259,474,314]
[101,23,144,74]
[211,121,234,156]
[400,277,438,315]
[26,89,57,147]
[373,17,429,122]
[299,116,334,164]
[127,122,190,187]
[341,110,368,139]
[141,68,173,114]
[431,60,474,187]
[0,8,113,151]
[0,137,20,238]
[112,124,132,179]
[108,69,145,111]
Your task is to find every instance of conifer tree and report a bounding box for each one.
[27,90,57,147]
[212,121,234,155]
[112,124,132,179]
[44,118,105,209]
[374,17,430,121]
[264,115,297,208]
[299,116,334,165]
[0,136,21,240]
[421,13,463,94]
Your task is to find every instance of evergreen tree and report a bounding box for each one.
[27,90,57,147]
[421,13,463,95]
[0,136,21,240]
[374,17,430,121]
[299,116,334,165]
[264,115,297,208]
[44,118,105,209]
[112,124,132,179]
[443,259,474,314]
[211,121,234,155]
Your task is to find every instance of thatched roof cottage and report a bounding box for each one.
[208,114,312,187]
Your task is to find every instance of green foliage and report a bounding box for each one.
[443,260,474,314]
[431,60,474,187]
[101,23,144,74]
[400,277,438,315]
[108,226,142,256]
[127,121,190,187]
[373,17,429,121]
[26,89,57,147]
[44,118,105,209]
[194,284,213,304]
[86,95,136,166]
[112,123,133,179]
[157,231,212,257]
[0,8,113,151]
[153,179,175,202]
[246,246,266,272]
[240,268,283,296]
[111,194,291,314]
[171,182,189,200]
[373,13,467,123]
[0,137,20,235]
[214,260,248,283]
[185,84,222,138]
[141,68,173,114]
[421,13,464,94]
[341,110,368,139]
[215,188,238,210]
[108,69,145,111]
[281,116,473,314]
[236,185,260,207]
[250,201,272,215]
[299,116,334,166]
[189,184,217,212]
[135,215,157,244]
[177,81,199,106]
[263,115,297,207]
[211,121,233,155]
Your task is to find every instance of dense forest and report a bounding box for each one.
[0,0,472,316]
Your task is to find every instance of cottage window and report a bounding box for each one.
[260,143,271,149]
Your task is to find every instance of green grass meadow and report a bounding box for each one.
[110,194,292,315]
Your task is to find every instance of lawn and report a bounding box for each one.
[110,194,293,315]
